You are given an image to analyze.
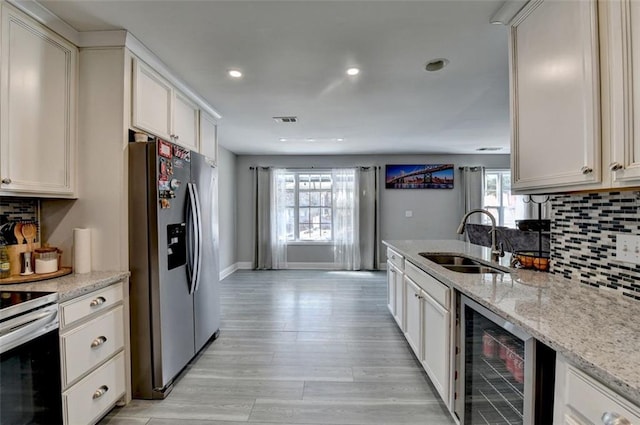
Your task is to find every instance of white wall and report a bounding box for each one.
[42,48,130,271]
[234,154,509,267]
[217,146,237,277]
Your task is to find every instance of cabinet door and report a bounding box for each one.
[173,90,199,151]
[393,265,404,330]
[606,0,640,184]
[510,0,601,192]
[132,58,172,140]
[421,291,450,404]
[404,276,422,358]
[386,265,396,316]
[0,5,77,196]
[200,111,218,163]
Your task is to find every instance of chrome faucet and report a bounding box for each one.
[456,209,504,262]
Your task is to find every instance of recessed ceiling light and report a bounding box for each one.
[306,138,315,142]
[279,138,287,142]
[228,69,243,78]
[336,138,344,142]
[346,67,360,76]
[425,59,449,72]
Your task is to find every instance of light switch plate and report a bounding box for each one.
[616,234,640,265]
[405,210,413,218]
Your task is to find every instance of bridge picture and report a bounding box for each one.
[385,164,454,189]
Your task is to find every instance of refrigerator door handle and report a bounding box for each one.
[192,182,204,292]
[186,182,200,295]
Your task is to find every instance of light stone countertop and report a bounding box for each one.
[0,270,130,303]
[384,239,640,406]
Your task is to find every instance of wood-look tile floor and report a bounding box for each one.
[101,270,455,425]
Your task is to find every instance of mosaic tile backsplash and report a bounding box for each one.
[0,197,40,245]
[551,191,640,300]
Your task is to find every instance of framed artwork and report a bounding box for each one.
[385,164,454,189]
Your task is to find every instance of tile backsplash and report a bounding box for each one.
[551,190,640,301]
[0,197,39,245]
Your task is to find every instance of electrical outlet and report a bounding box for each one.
[405,210,413,218]
[616,234,640,265]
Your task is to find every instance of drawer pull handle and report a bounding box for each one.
[90,296,106,307]
[602,412,632,425]
[92,385,109,400]
[1,178,11,184]
[90,336,107,348]
[581,166,594,175]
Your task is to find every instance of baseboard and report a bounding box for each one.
[236,262,253,270]
[219,263,239,280]
[380,262,387,270]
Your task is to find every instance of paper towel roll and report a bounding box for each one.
[73,228,91,274]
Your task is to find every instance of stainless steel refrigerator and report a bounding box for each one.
[128,139,220,399]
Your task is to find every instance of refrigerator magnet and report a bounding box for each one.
[173,146,191,162]
[160,199,171,209]
[159,176,170,191]
[158,140,172,159]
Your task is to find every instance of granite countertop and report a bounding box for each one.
[384,239,640,406]
[0,270,130,303]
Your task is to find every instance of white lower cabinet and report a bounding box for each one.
[402,261,452,406]
[554,355,640,425]
[421,291,450,402]
[404,276,422,356]
[63,352,126,425]
[386,248,405,330]
[59,280,130,425]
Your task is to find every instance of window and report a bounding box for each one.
[282,171,334,241]
[483,170,517,227]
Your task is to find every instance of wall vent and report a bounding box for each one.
[273,116,298,123]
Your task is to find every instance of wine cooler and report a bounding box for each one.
[456,296,556,425]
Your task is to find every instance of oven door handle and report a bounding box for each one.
[0,305,58,355]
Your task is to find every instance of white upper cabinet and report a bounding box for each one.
[510,0,601,193]
[199,111,218,164]
[602,0,640,185]
[132,58,200,152]
[172,90,199,152]
[0,4,77,197]
[132,58,173,141]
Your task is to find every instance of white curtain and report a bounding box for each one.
[333,168,360,270]
[460,166,485,225]
[271,169,289,269]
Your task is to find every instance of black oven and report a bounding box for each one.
[0,291,62,425]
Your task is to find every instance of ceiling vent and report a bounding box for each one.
[273,116,298,123]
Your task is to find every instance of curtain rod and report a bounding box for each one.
[249,166,381,170]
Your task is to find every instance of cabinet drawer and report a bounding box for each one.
[564,365,640,424]
[63,351,126,425]
[61,305,125,387]
[387,248,404,270]
[405,262,449,309]
[60,282,123,328]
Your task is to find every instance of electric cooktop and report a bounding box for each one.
[0,291,58,321]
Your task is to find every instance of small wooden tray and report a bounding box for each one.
[0,267,72,284]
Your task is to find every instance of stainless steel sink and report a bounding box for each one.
[419,254,479,266]
[419,253,506,274]
[440,264,504,274]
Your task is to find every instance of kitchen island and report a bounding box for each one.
[383,239,640,408]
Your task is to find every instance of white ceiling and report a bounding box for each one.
[38,0,511,156]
